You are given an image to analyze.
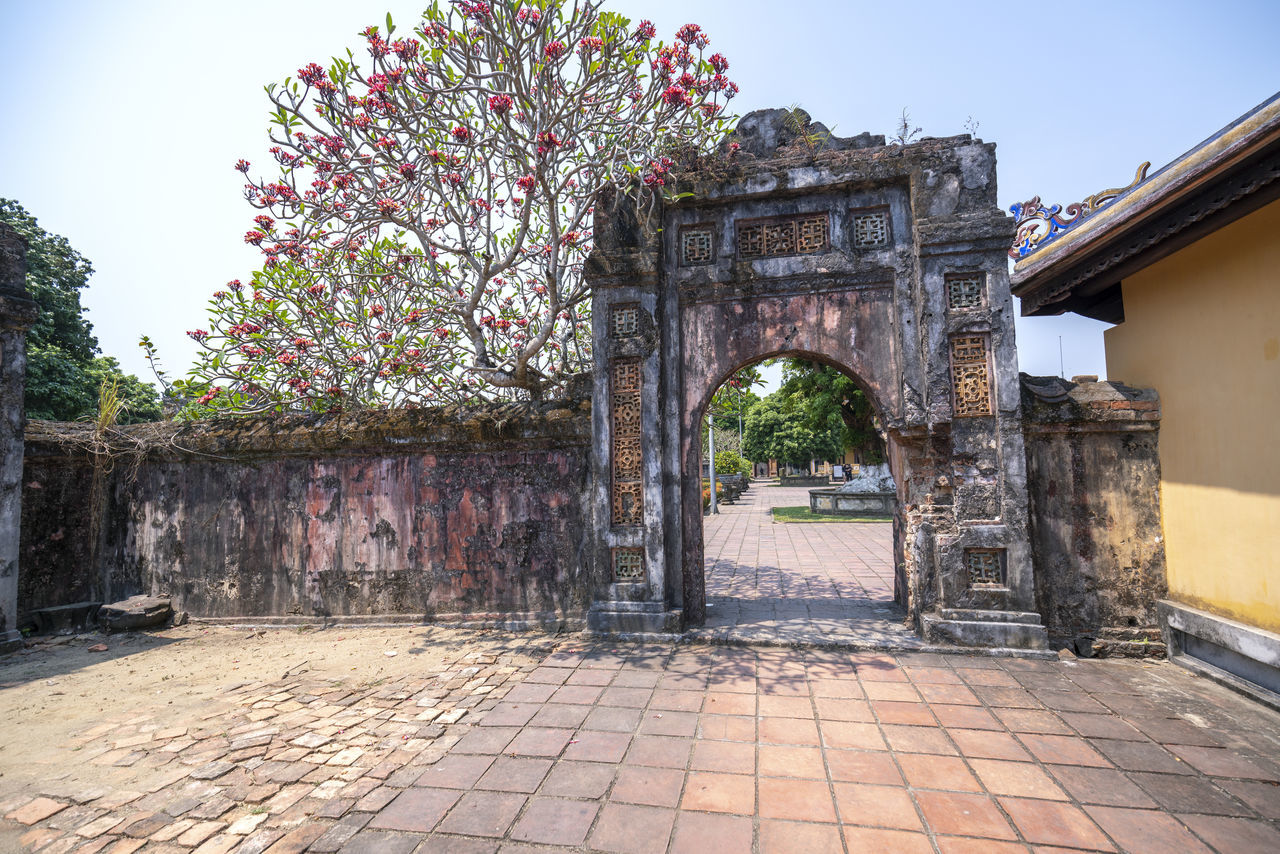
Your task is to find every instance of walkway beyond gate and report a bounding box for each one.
[693,484,921,649]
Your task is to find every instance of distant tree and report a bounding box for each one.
[0,199,161,423]
[192,1,738,413]
[780,358,884,463]
[741,391,841,467]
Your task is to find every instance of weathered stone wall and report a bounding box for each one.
[19,402,594,628]
[1021,375,1168,656]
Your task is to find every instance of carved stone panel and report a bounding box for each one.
[737,213,829,259]
[852,208,890,248]
[611,359,643,527]
[611,304,639,338]
[967,549,1006,588]
[680,226,715,266]
[946,274,985,312]
[612,547,645,583]
[950,335,993,417]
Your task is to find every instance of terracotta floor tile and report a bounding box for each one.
[611,766,685,807]
[758,745,825,779]
[861,681,921,702]
[759,819,844,853]
[681,772,755,814]
[529,703,590,729]
[640,710,699,738]
[539,761,615,799]
[999,797,1113,850]
[598,687,653,709]
[691,740,756,775]
[758,696,814,718]
[760,777,837,822]
[477,703,539,728]
[993,709,1071,735]
[451,727,520,755]
[820,721,887,751]
[1218,778,1280,819]
[524,667,573,685]
[813,697,875,722]
[474,757,552,793]
[413,753,496,788]
[367,787,460,833]
[826,749,903,785]
[1128,771,1252,815]
[881,724,958,755]
[897,754,983,793]
[1133,717,1222,747]
[567,668,615,686]
[812,679,866,699]
[703,692,755,716]
[915,791,1016,840]
[758,678,810,697]
[648,689,703,712]
[550,685,603,705]
[509,797,598,846]
[436,790,526,837]
[932,705,1002,730]
[833,783,922,830]
[1045,765,1154,808]
[588,803,676,854]
[503,683,557,704]
[584,706,643,733]
[613,670,663,689]
[1059,712,1147,741]
[973,686,1042,709]
[956,668,1020,687]
[905,666,964,685]
[934,836,1029,854]
[563,730,631,763]
[1033,689,1108,714]
[1177,813,1280,854]
[1167,744,1280,780]
[841,825,934,853]
[917,683,981,706]
[872,701,936,726]
[1084,805,1214,854]
[1088,739,1191,774]
[506,727,574,758]
[969,759,1067,800]
[626,735,693,768]
[697,714,756,742]
[1017,734,1110,767]
[669,812,753,854]
[759,716,820,746]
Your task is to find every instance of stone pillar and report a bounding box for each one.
[0,223,38,652]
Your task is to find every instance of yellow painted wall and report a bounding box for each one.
[1105,200,1280,632]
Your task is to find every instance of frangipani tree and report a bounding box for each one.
[190,0,737,412]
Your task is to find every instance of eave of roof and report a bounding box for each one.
[1010,92,1280,319]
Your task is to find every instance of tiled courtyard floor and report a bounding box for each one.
[697,484,917,648]
[6,634,1280,853]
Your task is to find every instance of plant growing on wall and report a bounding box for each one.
[191,0,737,413]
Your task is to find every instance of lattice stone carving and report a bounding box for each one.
[612,305,639,338]
[681,227,714,266]
[967,549,1006,587]
[853,210,890,248]
[613,548,645,583]
[737,213,829,259]
[611,359,643,527]
[950,335,993,417]
[947,275,984,311]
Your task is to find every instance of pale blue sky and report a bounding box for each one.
[2,0,1277,391]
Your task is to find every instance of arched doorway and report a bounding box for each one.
[586,109,1048,650]
[690,353,909,643]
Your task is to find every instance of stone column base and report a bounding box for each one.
[922,608,1049,650]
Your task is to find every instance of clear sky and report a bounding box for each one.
[2,0,1277,392]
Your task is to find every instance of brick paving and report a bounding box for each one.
[696,484,917,648]
[7,637,1280,852]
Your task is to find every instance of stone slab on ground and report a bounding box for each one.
[98,596,173,632]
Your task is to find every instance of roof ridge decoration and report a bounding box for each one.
[1008,161,1151,259]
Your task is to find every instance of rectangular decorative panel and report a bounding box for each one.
[611,359,643,527]
[680,226,715,266]
[611,305,639,338]
[966,549,1006,587]
[946,274,985,311]
[853,209,890,248]
[613,548,645,583]
[737,213,829,259]
[950,335,993,417]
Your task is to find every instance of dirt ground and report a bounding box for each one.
[0,623,545,797]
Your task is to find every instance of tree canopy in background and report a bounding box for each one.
[0,199,160,423]
[779,358,885,463]
[742,391,842,467]
[190,0,738,414]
